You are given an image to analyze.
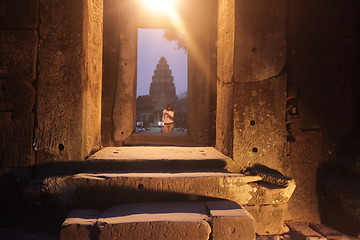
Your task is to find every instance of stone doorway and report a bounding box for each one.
[101,0,217,147]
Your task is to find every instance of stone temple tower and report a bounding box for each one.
[149,56,177,124]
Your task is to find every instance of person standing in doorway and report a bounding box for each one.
[162,104,174,133]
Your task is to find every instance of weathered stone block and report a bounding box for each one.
[232,75,287,172]
[0,30,38,79]
[0,0,39,29]
[0,112,35,167]
[0,79,35,112]
[207,200,255,240]
[216,81,234,162]
[246,181,296,206]
[245,204,289,235]
[60,209,101,240]
[234,0,286,82]
[41,171,262,208]
[217,0,235,84]
[97,202,211,240]
[286,131,325,223]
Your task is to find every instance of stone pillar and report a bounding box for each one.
[216,0,235,157]
[112,0,137,145]
[187,0,217,145]
[102,0,119,146]
[216,0,287,172]
[35,0,103,162]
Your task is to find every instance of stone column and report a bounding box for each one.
[112,0,137,145]
[187,0,217,145]
[216,0,287,172]
[35,0,103,162]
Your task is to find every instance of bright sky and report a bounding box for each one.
[137,28,188,97]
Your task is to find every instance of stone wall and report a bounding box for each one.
[0,0,38,167]
[217,0,360,225]
[1,0,103,167]
[285,0,360,223]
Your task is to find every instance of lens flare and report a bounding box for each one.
[140,0,177,14]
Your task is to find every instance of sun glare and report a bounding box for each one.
[140,0,177,14]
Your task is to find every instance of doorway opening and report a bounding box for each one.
[136,28,188,135]
[101,0,217,146]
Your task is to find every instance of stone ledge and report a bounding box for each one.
[28,170,296,208]
[39,172,261,207]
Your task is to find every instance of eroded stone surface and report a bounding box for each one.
[286,222,327,240]
[0,112,35,167]
[97,202,211,240]
[0,30,37,79]
[207,200,255,240]
[0,0,39,29]
[232,75,287,172]
[234,0,286,82]
[60,209,101,240]
[35,0,102,162]
[246,204,289,235]
[215,82,235,161]
[41,172,262,208]
[60,201,258,240]
[89,146,232,161]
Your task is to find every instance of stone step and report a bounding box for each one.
[86,146,230,171]
[123,133,205,146]
[25,170,296,210]
[60,200,255,240]
[32,147,234,177]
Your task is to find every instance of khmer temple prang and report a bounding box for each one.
[136,56,187,131]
